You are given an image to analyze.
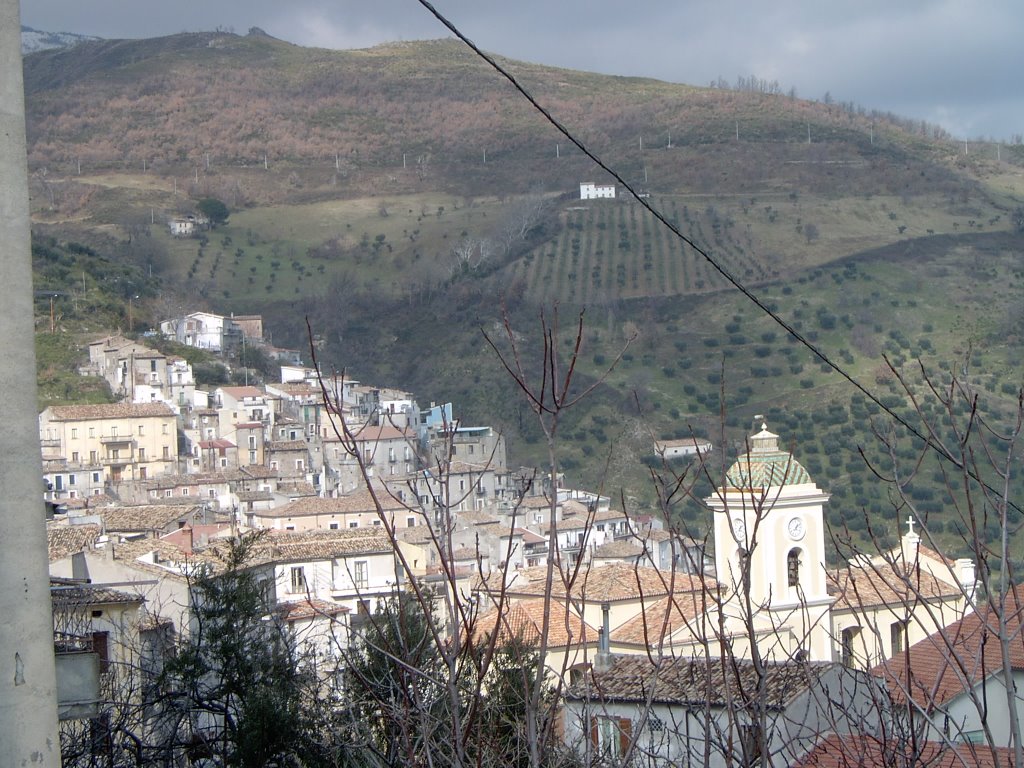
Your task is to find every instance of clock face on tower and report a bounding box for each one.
[732,517,746,539]
[787,517,806,541]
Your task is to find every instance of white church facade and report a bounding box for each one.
[667,422,973,667]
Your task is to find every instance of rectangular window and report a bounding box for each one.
[71,428,78,439]
[348,521,358,529]
[68,474,75,486]
[88,427,95,438]
[71,451,79,463]
[138,425,144,436]
[138,447,145,461]
[163,446,170,459]
[329,522,339,530]
[90,450,97,464]
[92,472,100,483]
[162,424,168,435]
[407,517,416,528]
[110,449,119,460]
[290,567,306,593]
[891,620,908,655]
[91,631,111,674]
[354,561,368,589]
[111,426,117,437]
[591,717,631,759]
[841,626,860,668]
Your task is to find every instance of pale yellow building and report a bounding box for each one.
[39,402,179,484]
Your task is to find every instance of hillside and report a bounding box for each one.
[22,31,1024,560]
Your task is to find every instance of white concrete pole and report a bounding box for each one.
[0,2,62,766]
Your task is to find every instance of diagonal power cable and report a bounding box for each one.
[414,0,1022,515]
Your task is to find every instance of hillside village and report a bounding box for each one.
[38,309,1015,766]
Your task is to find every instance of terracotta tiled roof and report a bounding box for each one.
[46,402,176,420]
[610,592,712,645]
[277,597,349,621]
[503,562,712,603]
[239,466,280,480]
[592,540,643,559]
[47,521,101,562]
[795,733,1014,768]
[51,581,143,607]
[512,527,545,545]
[566,654,834,710]
[827,560,963,611]
[519,495,555,509]
[874,590,1024,708]
[96,504,204,533]
[352,424,414,442]
[268,383,321,397]
[198,439,235,449]
[259,490,405,518]
[446,460,490,474]
[218,386,265,399]
[472,598,596,648]
[252,528,394,562]
[549,507,626,532]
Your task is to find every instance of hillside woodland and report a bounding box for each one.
[22,30,1024,559]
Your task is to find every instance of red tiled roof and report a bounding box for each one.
[566,655,834,710]
[198,439,235,449]
[352,424,414,442]
[472,598,596,648]
[827,560,963,611]
[257,489,406,518]
[609,592,712,646]
[46,402,176,420]
[875,589,1024,708]
[277,597,349,621]
[503,562,712,603]
[218,386,265,399]
[47,521,101,562]
[796,733,1014,768]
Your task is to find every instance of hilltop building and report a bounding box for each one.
[579,182,615,200]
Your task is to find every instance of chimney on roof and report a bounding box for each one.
[955,557,977,604]
[594,601,613,672]
[71,551,90,582]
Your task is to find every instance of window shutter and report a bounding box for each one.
[618,717,632,756]
[590,716,598,749]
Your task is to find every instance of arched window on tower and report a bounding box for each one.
[787,548,801,588]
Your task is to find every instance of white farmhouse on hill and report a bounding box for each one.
[579,182,615,200]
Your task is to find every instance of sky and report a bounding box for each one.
[19,0,1024,141]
